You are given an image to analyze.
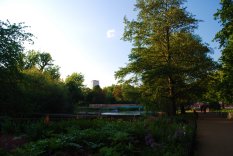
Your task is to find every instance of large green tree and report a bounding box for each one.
[0,20,33,114]
[115,0,215,115]
[214,0,233,103]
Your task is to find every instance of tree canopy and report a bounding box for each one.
[23,50,60,80]
[214,0,233,103]
[0,20,33,73]
[115,0,216,115]
[65,73,85,105]
[0,20,34,114]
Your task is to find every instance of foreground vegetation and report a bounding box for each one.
[0,115,196,156]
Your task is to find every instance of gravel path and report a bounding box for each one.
[195,114,233,156]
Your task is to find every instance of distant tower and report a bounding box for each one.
[91,80,99,88]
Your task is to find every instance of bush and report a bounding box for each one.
[0,117,22,135]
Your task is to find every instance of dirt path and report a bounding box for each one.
[195,114,233,156]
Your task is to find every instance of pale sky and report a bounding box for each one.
[0,0,221,87]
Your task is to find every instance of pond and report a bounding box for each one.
[101,111,142,116]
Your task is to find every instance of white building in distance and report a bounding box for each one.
[91,80,99,89]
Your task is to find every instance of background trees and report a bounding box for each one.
[65,73,85,106]
[23,50,60,80]
[85,84,140,104]
[88,85,106,104]
[0,20,71,114]
[0,18,140,115]
[103,85,116,104]
[112,84,141,104]
[115,0,216,115]
[20,68,70,113]
[1,0,231,116]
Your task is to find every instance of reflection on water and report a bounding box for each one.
[101,111,142,116]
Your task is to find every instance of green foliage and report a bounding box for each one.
[1,117,22,134]
[4,116,196,156]
[23,50,39,69]
[0,19,145,114]
[25,121,54,141]
[65,72,84,87]
[214,0,233,103]
[0,20,33,72]
[99,147,120,156]
[112,85,124,102]
[202,71,221,103]
[0,20,33,114]
[44,65,60,80]
[23,50,60,80]
[115,0,216,114]
[122,84,141,104]
[0,20,67,115]
[103,85,116,104]
[23,50,53,71]
[102,84,141,104]
[214,0,233,47]
[88,85,106,104]
[0,148,8,156]
[19,68,70,113]
[217,109,233,113]
[65,72,85,106]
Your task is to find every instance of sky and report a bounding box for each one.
[0,0,222,87]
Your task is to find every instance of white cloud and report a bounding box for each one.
[106,29,116,38]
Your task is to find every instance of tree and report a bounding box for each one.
[23,50,40,69]
[203,71,222,103]
[0,20,33,114]
[20,68,70,113]
[214,0,233,47]
[115,0,216,115]
[113,85,124,103]
[24,50,53,71]
[121,84,141,104]
[0,20,33,73]
[65,73,85,105]
[87,85,106,104]
[38,52,53,71]
[44,65,60,80]
[0,20,66,114]
[103,85,116,104]
[23,50,60,80]
[214,0,233,103]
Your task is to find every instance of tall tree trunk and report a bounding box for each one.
[168,76,176,115]
[166,26,176,116]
